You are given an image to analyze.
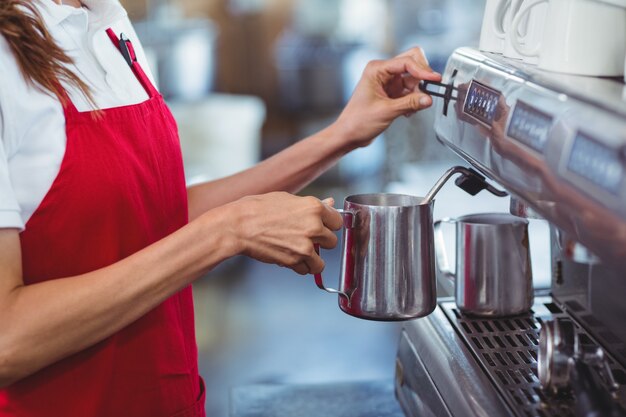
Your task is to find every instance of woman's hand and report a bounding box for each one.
[332,47,442,149]
[225,192,344,275]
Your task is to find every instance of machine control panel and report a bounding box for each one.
[507,101,553,153]
[463,80,501,127]
[567,131,624,195]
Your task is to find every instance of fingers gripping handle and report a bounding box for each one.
[314,246,351,303]
[314,210,355,306]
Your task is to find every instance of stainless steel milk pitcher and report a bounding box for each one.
[434,213,533,317]
[314,166,508,321]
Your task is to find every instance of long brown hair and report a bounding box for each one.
[0,0,94,107]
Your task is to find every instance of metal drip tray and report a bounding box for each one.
[396,295,626,417]
[439,296,626,417]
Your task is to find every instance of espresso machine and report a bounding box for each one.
[394,48,626,417]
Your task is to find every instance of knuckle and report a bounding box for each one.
[365,59,382,73]
[411,46,425,56]
[285,254,300,266]
[294,241,311,257]
[309,199,327,217]
[307,222,325,237]
[304,226,316,239]
[407,95,421,111]
[305,195,321,207]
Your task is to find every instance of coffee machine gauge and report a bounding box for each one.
[566,131,624,195]
[507,100,553,153]
[462,80,501,127]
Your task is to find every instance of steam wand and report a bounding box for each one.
[422,166,508,204]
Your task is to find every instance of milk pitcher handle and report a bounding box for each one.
[434,218,457,282]
[314,209,355,305]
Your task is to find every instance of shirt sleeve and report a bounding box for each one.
[0,90,25,231]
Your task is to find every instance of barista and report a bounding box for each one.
[0,0,441,415]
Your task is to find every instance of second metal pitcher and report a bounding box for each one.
[434,213,533,317]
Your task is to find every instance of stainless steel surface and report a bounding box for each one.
[333,193,436,321]
[396,296,626,417]
[395,302,512,417]
[434,213,533,317]
[432,47,626,270]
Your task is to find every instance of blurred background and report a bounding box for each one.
[116,1,551,415]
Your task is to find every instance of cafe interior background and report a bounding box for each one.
[119,0,550,414]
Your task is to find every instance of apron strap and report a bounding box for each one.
[105,28,159,98]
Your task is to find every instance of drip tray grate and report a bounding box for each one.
[441,296,625,417]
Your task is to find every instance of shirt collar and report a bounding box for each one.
[82,0,127,34]
[35,0,127,34]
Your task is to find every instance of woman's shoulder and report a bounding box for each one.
[0,33,37,104]
[0,29,65,154]
[0,35,23,145]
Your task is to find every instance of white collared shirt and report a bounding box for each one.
[0,0,156,230]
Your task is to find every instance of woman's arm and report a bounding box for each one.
[0,192,342,387]
[187,125,347,220]
[187,48,441,220]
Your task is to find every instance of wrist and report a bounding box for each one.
[199,203,245,260]
[324,120,360,154]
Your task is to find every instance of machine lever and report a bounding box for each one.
[419,69,458,116]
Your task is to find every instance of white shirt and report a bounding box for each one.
[0,0,156,230]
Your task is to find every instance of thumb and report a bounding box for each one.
[321,197,335,207]
[393,92,433,115]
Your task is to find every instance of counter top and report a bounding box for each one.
[230,380,404,417]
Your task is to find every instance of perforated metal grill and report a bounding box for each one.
[441,297,625,417]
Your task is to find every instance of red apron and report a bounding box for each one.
[0,30,205,417]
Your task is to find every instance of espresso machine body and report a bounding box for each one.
[395,48,626,417]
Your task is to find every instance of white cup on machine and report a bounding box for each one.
[510,0,626,76]
[479,0,510,54]
[503,0,547,63]
[479,0,547,64]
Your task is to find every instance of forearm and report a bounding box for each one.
[187,124,352,220]
[187,47,441,220]
[0,209,238,386]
